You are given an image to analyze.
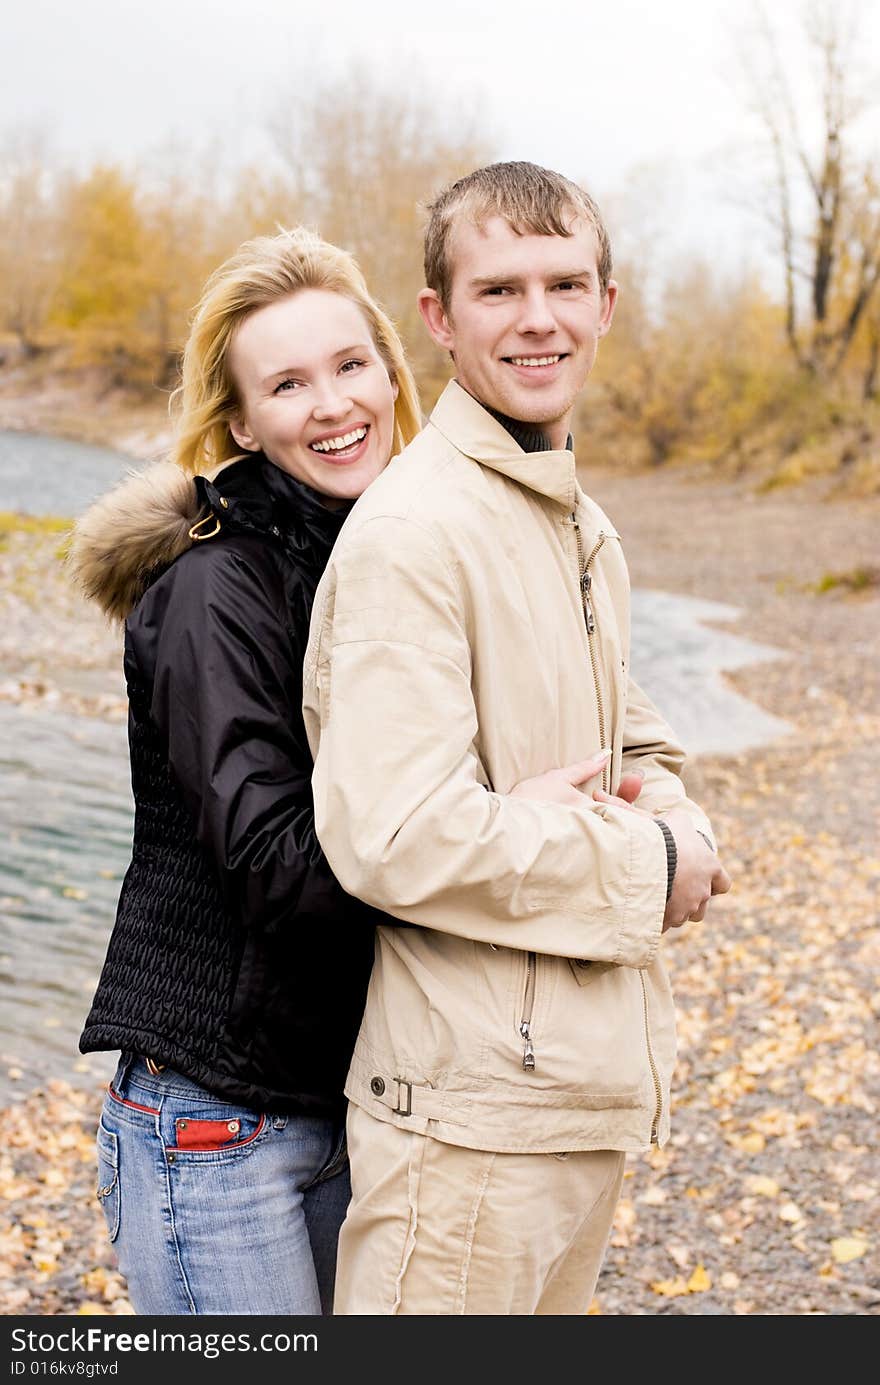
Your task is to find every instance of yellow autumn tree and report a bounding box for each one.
[49,166,155,383]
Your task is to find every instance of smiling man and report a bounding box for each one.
[303,161,730,1315]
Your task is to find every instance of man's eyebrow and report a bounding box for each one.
[468,268,595,289]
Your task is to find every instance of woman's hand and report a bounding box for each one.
[510,751,646,808]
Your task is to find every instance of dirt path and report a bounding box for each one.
[1,464,878,1315]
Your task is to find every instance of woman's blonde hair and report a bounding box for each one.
[171,227,422,474]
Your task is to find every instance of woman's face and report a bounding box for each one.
[228,288,398,504]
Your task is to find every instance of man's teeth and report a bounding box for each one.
[311,427,368,452]
[509,355,560,367]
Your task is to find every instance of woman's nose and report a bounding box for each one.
[311,385,353,420]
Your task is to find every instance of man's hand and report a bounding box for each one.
[593,791,731,932]
[657,804,731,932]
[510,751,644,807]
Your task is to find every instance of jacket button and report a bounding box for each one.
[177,1119,188,1128]
[219,496,229,509]
[227,1120,240,1133]
[370,1077,385,1096]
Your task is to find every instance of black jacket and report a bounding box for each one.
[76,456,380,1114]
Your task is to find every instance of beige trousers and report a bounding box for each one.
[334,1103,625,1316]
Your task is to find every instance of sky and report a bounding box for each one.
[5,0,880,279]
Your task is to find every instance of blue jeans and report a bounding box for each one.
[95,1054,350,1315]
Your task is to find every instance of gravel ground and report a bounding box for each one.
[1,462,878,1316]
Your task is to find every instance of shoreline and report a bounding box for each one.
[2,458,879,1314]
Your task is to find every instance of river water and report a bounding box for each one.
[0,430,793,1105]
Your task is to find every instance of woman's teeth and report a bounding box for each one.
[311,426,368,452]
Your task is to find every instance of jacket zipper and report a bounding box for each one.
[640,972,663,1143]
[573,513,661,1139]
[571,514,608,793]
[519,953,537,1070]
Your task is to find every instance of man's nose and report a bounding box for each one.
[517,289,557,335]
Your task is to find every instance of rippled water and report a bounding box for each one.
[0,432,794,1105]
[0,429,135,517]
[0,706,130,1100]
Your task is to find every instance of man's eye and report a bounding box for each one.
[483,286,511,296]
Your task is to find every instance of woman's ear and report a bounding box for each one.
[229,414,261,452]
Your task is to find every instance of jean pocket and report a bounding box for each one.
[166,1106,267,1156]
[96,1121,120,1243]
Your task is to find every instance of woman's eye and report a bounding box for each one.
[340,358,367,373]
[273,378,301,394]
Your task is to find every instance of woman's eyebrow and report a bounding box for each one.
[263,344,373,384]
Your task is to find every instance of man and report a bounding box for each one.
[302,161,731,1315]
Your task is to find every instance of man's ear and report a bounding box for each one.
[597,280,618,339]
[229,414,261,452]
[417,288,455,352]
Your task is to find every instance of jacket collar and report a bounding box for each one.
[427,379,578,510]
[198,454,351,568]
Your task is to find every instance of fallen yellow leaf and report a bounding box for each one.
[779,1201,803,1223]
[831,1237,868,1264]
[651,1277,690,1298]
[687,1264,712,1293]
[726,1132,766,1154]
[745,1175,780,1198]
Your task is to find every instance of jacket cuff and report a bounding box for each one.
[655,819,677,901]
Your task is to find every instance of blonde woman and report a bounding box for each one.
[69,228,421,1315]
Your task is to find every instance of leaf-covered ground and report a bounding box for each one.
[1,466,877,1315]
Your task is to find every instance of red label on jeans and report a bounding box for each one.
[173,1117,243,1151]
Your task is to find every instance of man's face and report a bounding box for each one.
[418,214,617,449]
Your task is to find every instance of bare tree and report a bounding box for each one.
[0,129,61,353]
[746,0,880,386]
[265,68,492,398]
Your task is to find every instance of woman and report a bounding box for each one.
[68,227,422,1315]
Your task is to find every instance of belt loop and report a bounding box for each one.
[113,1050,136,1093]
[392,1079,413,1117]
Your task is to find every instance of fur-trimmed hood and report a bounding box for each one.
[68,454,354,623]
[67,461,201,623]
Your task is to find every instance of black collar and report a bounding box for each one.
[483,405,574,455]
[194,455,352,566]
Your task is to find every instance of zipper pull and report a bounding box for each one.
[581,571,595,633]
[520,1020,536,1071]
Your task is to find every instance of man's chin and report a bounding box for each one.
[498,387,569,428]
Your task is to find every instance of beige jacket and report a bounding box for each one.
[303,381,715,1154]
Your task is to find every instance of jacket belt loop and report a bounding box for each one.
[392,1079,413,1117]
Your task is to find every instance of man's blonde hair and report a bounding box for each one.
[423,160,612,308]
[171,227,422,475]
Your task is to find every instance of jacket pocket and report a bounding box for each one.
[568,958,616,988]
[95,1121,120,1243]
